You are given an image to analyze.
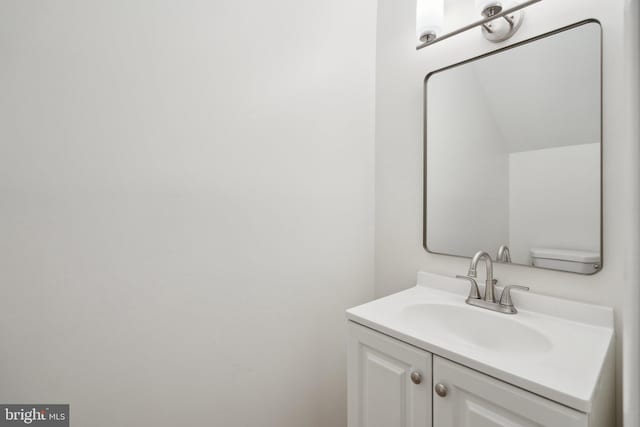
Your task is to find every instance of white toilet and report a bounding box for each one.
[530,248,601,274]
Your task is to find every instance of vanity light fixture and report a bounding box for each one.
[476,0,524,42]
[416,0,444,43]
[416,0,542,50]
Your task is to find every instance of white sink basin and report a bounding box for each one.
[402,303,553,353]
[346,271,614,413]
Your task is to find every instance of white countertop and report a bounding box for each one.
[346,272,614,413]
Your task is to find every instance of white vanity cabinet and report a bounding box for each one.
[348,322,592,427]
[347,322,432,427]
[346,273,615,427]
[432,355,587,427]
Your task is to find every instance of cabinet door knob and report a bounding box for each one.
[435,383,448,397]
[410,371,422,385]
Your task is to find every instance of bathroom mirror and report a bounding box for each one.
[424,21,602,274]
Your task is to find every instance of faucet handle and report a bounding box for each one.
[499,285,530,307]
[456,275,481,300]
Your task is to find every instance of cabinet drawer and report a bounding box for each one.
[433,356,588,427]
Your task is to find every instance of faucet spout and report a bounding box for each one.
[497,245,512,263]
[468,251,496,303]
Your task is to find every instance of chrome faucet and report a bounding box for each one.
[457,250,530,314]
[496,245,511,263]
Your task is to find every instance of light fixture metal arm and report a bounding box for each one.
[416,0,543,50]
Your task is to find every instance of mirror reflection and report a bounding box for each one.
[425,22,601,274]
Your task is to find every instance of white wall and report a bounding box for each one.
[622,0,640,424]
[375,0,636,425]
[0,1,376,426]
[508,143,601,262]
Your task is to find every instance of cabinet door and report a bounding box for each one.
[433,356,588,427]
[348,322,432,427]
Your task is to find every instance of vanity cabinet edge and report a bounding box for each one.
[587,336,616,427]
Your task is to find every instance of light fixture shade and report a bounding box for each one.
[416,0,444,42]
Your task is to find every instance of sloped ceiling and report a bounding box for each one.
[470,22,601,153]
